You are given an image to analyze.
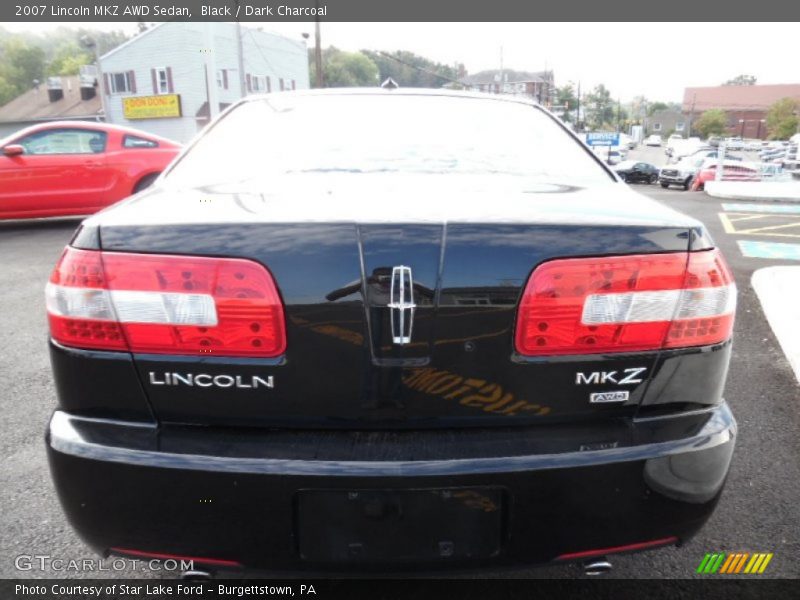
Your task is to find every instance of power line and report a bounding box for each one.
[370,50,463,87]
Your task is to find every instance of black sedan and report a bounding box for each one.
[45,90,737,576]
[614,160,660,184]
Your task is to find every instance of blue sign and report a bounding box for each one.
[586,132,620,146]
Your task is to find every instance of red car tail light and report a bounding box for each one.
[46,247,286,357]
[515,249,736,356]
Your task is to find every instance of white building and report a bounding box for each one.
[99,22,310,143]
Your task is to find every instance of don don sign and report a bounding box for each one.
[122,94,182,120]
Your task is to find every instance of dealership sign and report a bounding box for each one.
[122,94,182,120]
[585,132,620,146]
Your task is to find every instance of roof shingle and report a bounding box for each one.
[0,76,102,123]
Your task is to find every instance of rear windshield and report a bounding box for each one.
[165,94,612,188]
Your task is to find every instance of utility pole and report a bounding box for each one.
[203,23,220,121]
[235,14,246,97]
[314,0,323,88]
[617,98,621,132]
[576,81,581,132]
[499,45,504,94]
[686,92,696,138]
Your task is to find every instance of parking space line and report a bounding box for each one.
[722,203,800,214]
[719,212,800,238]
[738,241,800,261]
[719,213,737,234]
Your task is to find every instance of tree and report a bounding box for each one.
[723,74,757,86]
[554,83,578,122]
[0,38,45,91]
[361,50,462,88]
[309,47,379,88]
[765,97,800,140]
[0,26,129,106]
[647,101,669,116]
[47,43,93,76]
[584,84,614,130]
[695,109,729,137]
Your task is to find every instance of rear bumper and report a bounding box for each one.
[47,404,736,573]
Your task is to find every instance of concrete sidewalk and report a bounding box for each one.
[752,266,800,384]
[705,180,800,202]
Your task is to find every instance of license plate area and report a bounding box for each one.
[296,487,505,563]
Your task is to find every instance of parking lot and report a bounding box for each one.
[1,177,799,579]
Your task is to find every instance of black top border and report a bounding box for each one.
[4,0,799,22]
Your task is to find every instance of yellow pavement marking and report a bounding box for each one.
[719,212,800,239]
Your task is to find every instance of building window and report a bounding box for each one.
[216,69,229,90]
[251,75,266,92]
[156,68,170,94]
[652,123,662,131]
[675,122,685,132]
[109,72,133,94]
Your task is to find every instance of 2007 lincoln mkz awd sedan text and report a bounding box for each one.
[45,89,737,575]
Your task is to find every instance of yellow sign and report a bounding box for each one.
[122,94,181,120]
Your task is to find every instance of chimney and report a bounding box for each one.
[79,65,97,101]
[47,76,64,102]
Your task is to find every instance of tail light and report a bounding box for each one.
[46,247,286,357]
[515,249,736,356]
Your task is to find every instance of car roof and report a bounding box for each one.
[241,87,544,107]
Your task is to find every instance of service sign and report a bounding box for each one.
[122,94,182,120]
[585,132,620,146]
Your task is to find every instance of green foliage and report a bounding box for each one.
[695,109,728,137]
[554,83,578,122]
[0,26,129,106]
[765,97,800,140]
[647,101,669,116]
[584,84,615,130]
[723,74,757,86]
[47,43,93,76]
[361,50,462,88]
[309,47,379,88]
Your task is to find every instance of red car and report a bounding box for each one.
[0,121,181,219]
[691,159,760,191]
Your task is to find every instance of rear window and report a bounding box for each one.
[123,135,159,148]
[165,94,612,188]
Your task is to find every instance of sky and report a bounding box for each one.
[4,21,799,102]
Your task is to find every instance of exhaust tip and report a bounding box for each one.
[583,558,613,576]
[181,570,213,581]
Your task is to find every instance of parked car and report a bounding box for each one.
[45,90,738,576]
[0,121,181,220]
[707,136,721,147]
[659,154,708,190]
[613,160,659,184]
[691,159,760,190]
[724,138,744,151]
[744,140,763,152]
[644,134,663,146]
[688,149,742,162]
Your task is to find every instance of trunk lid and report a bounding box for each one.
[86,176,702,428]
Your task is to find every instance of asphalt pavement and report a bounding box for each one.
[1,176,799,579]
